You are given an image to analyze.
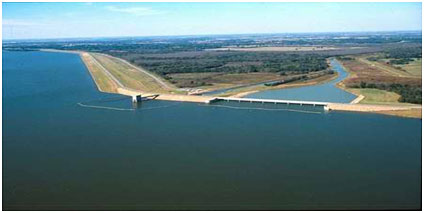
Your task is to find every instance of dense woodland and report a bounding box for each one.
[112,52,329,75]
[386,46,422,59]
[386,46,422,65]
[367,46,422,65]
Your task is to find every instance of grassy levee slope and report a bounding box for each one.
[80,52,119,93]
[348,88,402,105]
[91,53,176,94]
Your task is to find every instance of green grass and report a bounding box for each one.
[395,58,422,77]
[92,53,173,93]
[350,88,401,104]
[80,53,118,93]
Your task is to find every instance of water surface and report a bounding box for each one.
[247,59,357,103]
[3,51,421,210]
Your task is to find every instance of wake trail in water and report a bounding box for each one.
[200,104,323,114]
[81,95,129,104]
[77,96,181,112]
[77,103,135,111]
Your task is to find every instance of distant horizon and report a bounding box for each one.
[3,2,422,40]
[2,29,422,42]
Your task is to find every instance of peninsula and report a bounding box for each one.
[74,50,421,118]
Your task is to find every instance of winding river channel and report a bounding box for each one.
[247,59,357,103]
[3,51,421,210]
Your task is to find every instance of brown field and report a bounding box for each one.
[339,56,421,87]
[356,56,415,77]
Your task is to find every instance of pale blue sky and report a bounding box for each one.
[2,2,422,40]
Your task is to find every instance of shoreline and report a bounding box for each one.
[39,49,422,119]
[218,58,344,98]
[40,48,341,99]
[235,71,339,98]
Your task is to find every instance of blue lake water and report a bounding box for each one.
[3,51,422,210]
[247,59,357,103]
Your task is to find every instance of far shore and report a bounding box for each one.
[39,48,83,54]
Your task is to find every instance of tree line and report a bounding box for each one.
[113,52,329,75]
[351,82,421,104]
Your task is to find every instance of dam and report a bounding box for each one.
[78,50,420,117]
[209,97,329,106]
[127,92,419,115]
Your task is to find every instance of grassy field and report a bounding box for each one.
[80,53,118,93]
[394,58,422,76]
[347,88,401,104]
[91,53,175,94]
[356,56,413,77]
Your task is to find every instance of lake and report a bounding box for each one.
[3,51,422,210]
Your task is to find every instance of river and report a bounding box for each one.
[3,51,421,210]
[246,59,357,102]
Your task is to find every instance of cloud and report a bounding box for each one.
[2,19,46,27]
[105,6,164,16]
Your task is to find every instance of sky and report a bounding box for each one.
[2,2,422,40]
